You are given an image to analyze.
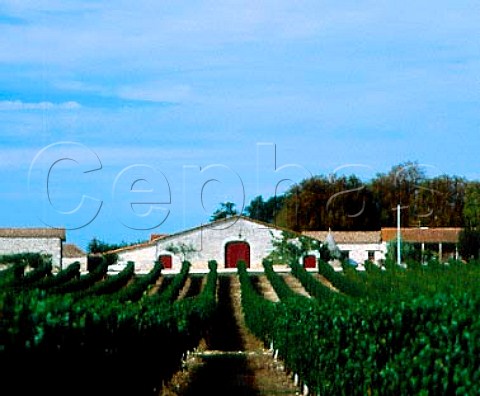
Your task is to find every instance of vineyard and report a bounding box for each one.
[1,250,480,395]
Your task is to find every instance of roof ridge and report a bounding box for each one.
[0,227,66,240]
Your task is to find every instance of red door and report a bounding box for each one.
[158,255,172,269]
[303,255,316,269]
[225,241,250,268]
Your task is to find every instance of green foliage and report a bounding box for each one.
[267,230,321,265]
[458,228,480,260]
[104,252,119,266]
[0,252,48,268]
[3,252,480,394]
[463,182,480,228]
[49,258,109,294]
[80,262,135,297]
[319,242,333,261]
[209,201,238,221]
[86,254,104,272]
[174,260,218,329]
[115,260,162,302]
[385,239,421,265]
[19,260,52,286]
[237,260,277,344]
[0,259,218,395]
[262,258,305,302]
[317,259,365,298]
[269,162,467,231]
[86,237,138,254]
[154,261,191,304]
[290,259,340,302]
[166,242,196,261]
[33,262,81,290]
[0,262,25,286]
[276,174,381,231]
[244,195,285,223]
[238,260,480,395]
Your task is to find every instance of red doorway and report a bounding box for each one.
[158,254,172,269]
[225,241,250,268]
[303,255,316,269]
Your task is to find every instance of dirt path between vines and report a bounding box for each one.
[160,275,301,396]
[312,273,339,292]
[281,274,311,298]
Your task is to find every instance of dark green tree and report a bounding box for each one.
[241,162,470,231]
[244,195,285,223]
[463,182,480,228]
[275,174,380,231]
[458,228,480,260]
[87,238,130,254]
[371,162,466,228]
[210,201,238,222]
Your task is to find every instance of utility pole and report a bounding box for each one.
[397,204,401,266]
[392,203,408,266]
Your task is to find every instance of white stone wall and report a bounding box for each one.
[62,256,87,272]
[155,218,283,272]
[116,244,157,273]
[0,237,62,268]
[337,243,386,265]
[109,219,394,273]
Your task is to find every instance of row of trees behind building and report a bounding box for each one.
[242,161,480,231]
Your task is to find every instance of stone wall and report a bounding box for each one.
[0,237,62,268]
[155,217,283,272]
[62,256,88,273]
[109,218,394,273]
[337,242,387,264]
[116,244,157,273]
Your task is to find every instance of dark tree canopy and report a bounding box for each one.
[458,229,480,260]
[210,201,238,222]
[244,195,285,224]
[87,238,131,254]
[275,174,381,231]
[463,182,480,228]
[244,161,472,231]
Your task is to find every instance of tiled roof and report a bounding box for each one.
[381,227,462,243]
[304,228,463,244]
[63,243,86,258]
[0,228,66,240]
[105,240,157,254]
[302,231,382,244]
[150,234,169,241]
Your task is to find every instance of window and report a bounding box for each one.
[368,251,375,262]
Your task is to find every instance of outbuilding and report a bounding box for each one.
[0,227,66,269]
[113,216,288,273]
[62,243,88,272]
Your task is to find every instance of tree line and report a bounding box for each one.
[243,161,480,231]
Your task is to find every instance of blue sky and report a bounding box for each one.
[1,1,479,250]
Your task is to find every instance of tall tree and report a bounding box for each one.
[458,228,480,260]
[272,161,469,231]
[371,161,426,228]
[244,195,285,223]
[210,201,238,222]
[463,182,480,229]
[275,175,380,231]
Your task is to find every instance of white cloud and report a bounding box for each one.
[0,100,81,111]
